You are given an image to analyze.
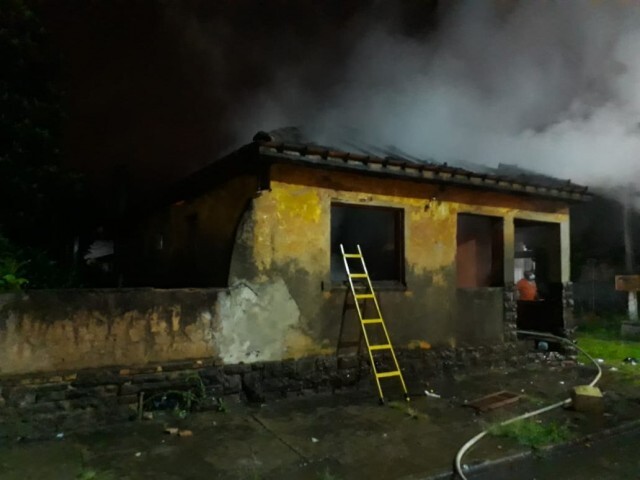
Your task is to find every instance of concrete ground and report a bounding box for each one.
[1,359,639,480]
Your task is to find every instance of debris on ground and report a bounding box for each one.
[142,412,154,421]
[623,357,638,365]
[466,391,521,412]
[164,427,193,437]
[424,390,441,399]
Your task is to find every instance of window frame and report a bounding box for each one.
[329,202,406,289]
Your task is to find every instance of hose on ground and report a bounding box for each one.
[454,329,603,480]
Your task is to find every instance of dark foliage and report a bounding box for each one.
[0,0,90,287]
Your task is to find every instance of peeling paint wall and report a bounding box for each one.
[0,289,222,376]
[227,163,571,357]
[0,161,573,377]
[216,277,330,364]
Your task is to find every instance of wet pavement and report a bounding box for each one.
[471,427,640,480]
[1,361,639,479]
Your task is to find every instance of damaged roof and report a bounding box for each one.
[253,127,590,202]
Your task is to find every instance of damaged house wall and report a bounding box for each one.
[17,140,575,372]
[115,135,578,364]
[0,139,583,436]
[225,162,573,359]
[0,289,224,376]
[122,147,262,288]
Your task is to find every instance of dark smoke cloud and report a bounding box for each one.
[229,0,640,192]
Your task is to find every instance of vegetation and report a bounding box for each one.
[488,419,572,449]
[143,373,226,417]
[76,468,117,480]
[317,468,342,480]
[0,233,82,290]
[0,235,29,291]
[575,328,640,386]
[1,0,91,288]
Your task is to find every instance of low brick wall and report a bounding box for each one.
[0,344,530,441]
[0,287,531,439]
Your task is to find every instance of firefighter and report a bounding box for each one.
[516,270,539,301]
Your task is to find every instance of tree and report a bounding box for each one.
[0,0,88,287]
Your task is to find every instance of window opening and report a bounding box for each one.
[330,204,404,284]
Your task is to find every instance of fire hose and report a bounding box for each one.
[454,329,603,480]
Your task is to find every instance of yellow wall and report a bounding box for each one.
[0,289,221,376]
[225,164,570,359]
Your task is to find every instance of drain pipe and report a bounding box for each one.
[454,330,602,480]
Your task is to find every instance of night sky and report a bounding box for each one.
[39,0,440,208]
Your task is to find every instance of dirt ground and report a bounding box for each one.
[1,357,639,480]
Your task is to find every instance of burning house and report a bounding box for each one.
[0,128,591,431]
[122,128,590,364]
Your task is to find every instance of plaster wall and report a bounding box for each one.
[0,289,222,376]
[227,164,571,359]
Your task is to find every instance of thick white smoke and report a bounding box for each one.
[237,0,640,191]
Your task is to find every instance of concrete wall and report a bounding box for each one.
[0,289,223,376]
[226,163,571,357]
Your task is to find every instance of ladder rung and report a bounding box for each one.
[343,254,362,258]
[376,371,400,379]
[349,273,368,279]
[362,319,383,324]
[355,294,375,300]
[370,344,391,351]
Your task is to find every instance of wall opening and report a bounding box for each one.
[514,219,563,334]
[456,213,504,288]
[330,203,404,285]
[514,219,561,288]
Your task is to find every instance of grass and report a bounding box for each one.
[488,419,572,449]
[76,469,117,480]
[317,468,342,480]
[575,329,640,386]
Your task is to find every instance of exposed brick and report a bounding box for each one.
[224,363,251,375]
[119,383,142,396]
[223,374,242,394]
[117,394,139,406]
[36,390,68,403]
[130,373,168,384]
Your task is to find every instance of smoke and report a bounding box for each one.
[234,0,640,192]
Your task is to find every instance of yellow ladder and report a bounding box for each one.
[340,244,409,404]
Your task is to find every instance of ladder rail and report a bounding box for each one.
[340,243,409,403]
[340,244,385,400]
[358,244,410,397]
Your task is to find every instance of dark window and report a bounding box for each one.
[456,214,504,288]
[514,219,561,286]
[330,204,404,284]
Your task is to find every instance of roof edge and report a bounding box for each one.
[257,141,591,203]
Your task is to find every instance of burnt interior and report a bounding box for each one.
[330,203,404,284]
[514,219,563,335]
